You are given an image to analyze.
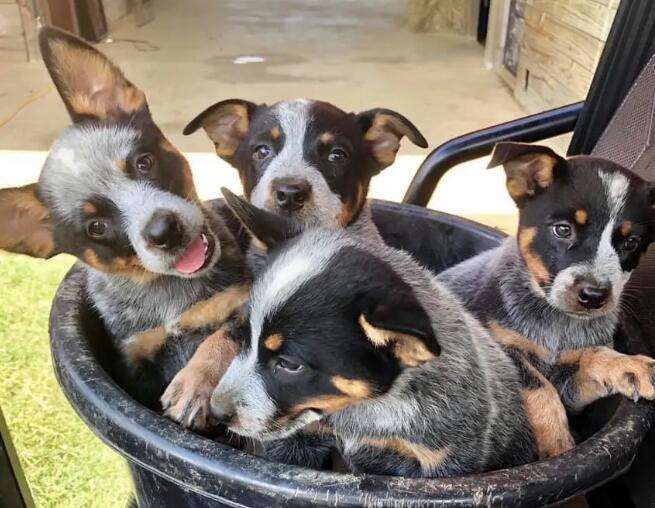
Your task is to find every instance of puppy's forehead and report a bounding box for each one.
[269,99,312,135]
[563,159,638,217]
[259,99,357,139]
[249,230,347,339]
[39,124,139,219]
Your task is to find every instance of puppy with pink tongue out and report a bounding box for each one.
[175,234,214,274]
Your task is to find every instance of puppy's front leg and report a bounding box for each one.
[160,328,239,431]
[519,360,575,458]
[122,283,249,367]
[553,347,655,412]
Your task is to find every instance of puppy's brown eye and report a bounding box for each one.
[328,148,348,163]
[86,219,108,239]
[623,235,641,252]
[253,145,272,161]
[135,153,154,173]
[274,356,304,374]
[552,223,572,239]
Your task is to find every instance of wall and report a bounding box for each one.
[509,0,618,112]
[406,0,478,37]
[0,0,24,61]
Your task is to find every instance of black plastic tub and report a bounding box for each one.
[49,200,654,507]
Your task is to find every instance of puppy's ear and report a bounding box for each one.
[184,100,259,159]
[0,184,58,258]
[488,142,564,205]
[358,285,440,367]
[221,187,297,250]
[357,109,428,173]
[39,26,147,122]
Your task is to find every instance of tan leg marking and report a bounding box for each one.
[522,368,575,458]
[487,320,551,361]
[122,283,249,366]
[487,321,573,457]
[161,328,240,430]
[122,325,167,366]
[177,283,250,329]
[362,438,450,473]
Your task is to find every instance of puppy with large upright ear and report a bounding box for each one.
[0,27,248,424]
[212,189,538,476]
[185,99,427,230]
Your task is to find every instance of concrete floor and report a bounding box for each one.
[0,0,530,229]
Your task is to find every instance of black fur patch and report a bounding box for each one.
[255,246,436,420]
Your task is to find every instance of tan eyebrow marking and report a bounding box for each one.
[320,132,334,144]
[264,333,283,351]
[82,202,98,215]
[575,209,588,225]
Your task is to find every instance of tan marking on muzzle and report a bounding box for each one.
[82,248,157,282]
[270,126,281,140]
[518,227,550,285]
[620,220,633,236]
[338,183,365,228]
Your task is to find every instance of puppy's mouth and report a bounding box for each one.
[174,229,215,275]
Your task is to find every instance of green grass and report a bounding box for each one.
[0,253,131,507]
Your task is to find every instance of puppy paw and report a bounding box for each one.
[586,351,655,402]
[160,365,216,431]
[609,355,655,402]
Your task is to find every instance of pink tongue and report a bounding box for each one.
[174,236,206,274]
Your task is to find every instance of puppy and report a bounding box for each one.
[438,142,655,456]
[125,99,429,427]
[184,98,427,266]
[0,27,247,428]
[209,190,538,477]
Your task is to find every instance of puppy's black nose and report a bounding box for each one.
[272,179,311,211]
[578,284,610,310]
[144,211,184,250]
